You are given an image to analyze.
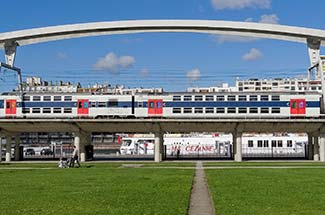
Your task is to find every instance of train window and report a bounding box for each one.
[98,102,106,108]
[43,96,51,101]
[238,95,247,101]
[172,108,181,113]
[64,108,72,113]
[249,95,258,101]
[149,102,154,108]
[216,95,224,101]
[78,102,83,108]
[287,140,293,147]
[173,96,181,101]
[227,95,236,101]
[42,108,51,113]
[272,140,277,147]
[278,140,283,147]
[238,108,247,113]
[53,108,61,113]
[248,140,253,147]
[23,96,30,101]
[249,108,258,114]
[22,108,30,114]
[194,108,203,113]
[91,102,97,107]
[32,108,40,114]
[108,100,118,107]
[205,108,214,113]
[271,95,280,101]
[54,96,61,101]
[261,108,269,114]
[216,108,225,113]
[195,95,203,101]
[184,108,192,113]
[184,95,192,101]
[64,96,72,101]
[257,140,263,147]
[261,95,269,101]
[138,102,143,107]
[272,108,280,113]
[205,95,214,101]
[33,96,41,101]
[264,140,269,147]
[227,107,236,113]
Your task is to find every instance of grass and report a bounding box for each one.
[206,168,325,215]
[0,164,193,215]
[204,161,325,167]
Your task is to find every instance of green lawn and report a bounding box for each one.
[204,162,325,167]
[206,168,325,215]
[0,165,193,215]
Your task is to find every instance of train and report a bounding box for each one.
[119,133,308,157]
[0,91,321,118]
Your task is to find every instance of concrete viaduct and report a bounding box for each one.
[1,20,325,162]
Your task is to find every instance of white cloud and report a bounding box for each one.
[186,68,201,81]
[57,52,67,59]
[139,68,149,77]
[213,14,279,43]
[93,52,135,73]
[242,48,263,61]
[211,0,271,10]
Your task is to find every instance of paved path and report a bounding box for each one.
[188,161,215,215]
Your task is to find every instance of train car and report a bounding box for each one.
[0,91,321,118]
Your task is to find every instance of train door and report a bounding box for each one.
[5,99,17,115]
[148,99,163,116]
[290,99,306,115]
[77,99,89,115]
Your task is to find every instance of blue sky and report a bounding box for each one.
[1,0,325,92]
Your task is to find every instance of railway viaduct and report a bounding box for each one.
[1,20,325,162]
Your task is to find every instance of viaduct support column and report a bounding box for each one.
[307,134,314,160]
[314,136,320,161]
[74,133,80,160]
[233,132,242,162]
[5,135,11,162]
[0,136,2,162]
[79,132,90,162]
[319,134,325,162]
[154,132,164,163]
[14,135,20,161]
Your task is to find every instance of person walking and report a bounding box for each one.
[70,145,81,168]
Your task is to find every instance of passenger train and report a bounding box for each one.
[0,91,321,118]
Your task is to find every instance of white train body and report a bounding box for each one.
[0,91,321,118]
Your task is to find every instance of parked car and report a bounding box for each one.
[25,148,35,156]
[40,149,53,155]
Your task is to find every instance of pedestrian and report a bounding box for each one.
[70,145,81,168]
[58,157,66,168]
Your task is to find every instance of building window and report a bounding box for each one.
[172,108,181,113]
[32,108,40,113]
[54,96,61,101]
[227,95,236,101]
[261,108,269,114]
[108,100,118,107]
[249,108,258,114]
[205,108,214,113]
[53,108,61,113]
[272,108,280,114]
[272,140,277,147]
[257,140,263,147]
[216,108,225,113]
[184,108,192,113]
[272,95,280,101]
[248,140,253,147]
[194,95,203,101]
[287,140,293,147]
[22,108,30,113]
[238,108,247,113]
[216,95,224,101]
[173,96,181,101]
[43,96,51,101]
[227,107,236,113]
[194,108,203,113]
[33,96,41,101]
[184,95,192,101]
[278,140,283,147]
[43,108,51,113]
[261,95,269,101]
[238,95,247,101]
[64,108,72,113]
[264,140,269,147]
[205,95,214,101]
[64,96,72,101]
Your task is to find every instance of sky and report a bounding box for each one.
[1,0,325,92]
